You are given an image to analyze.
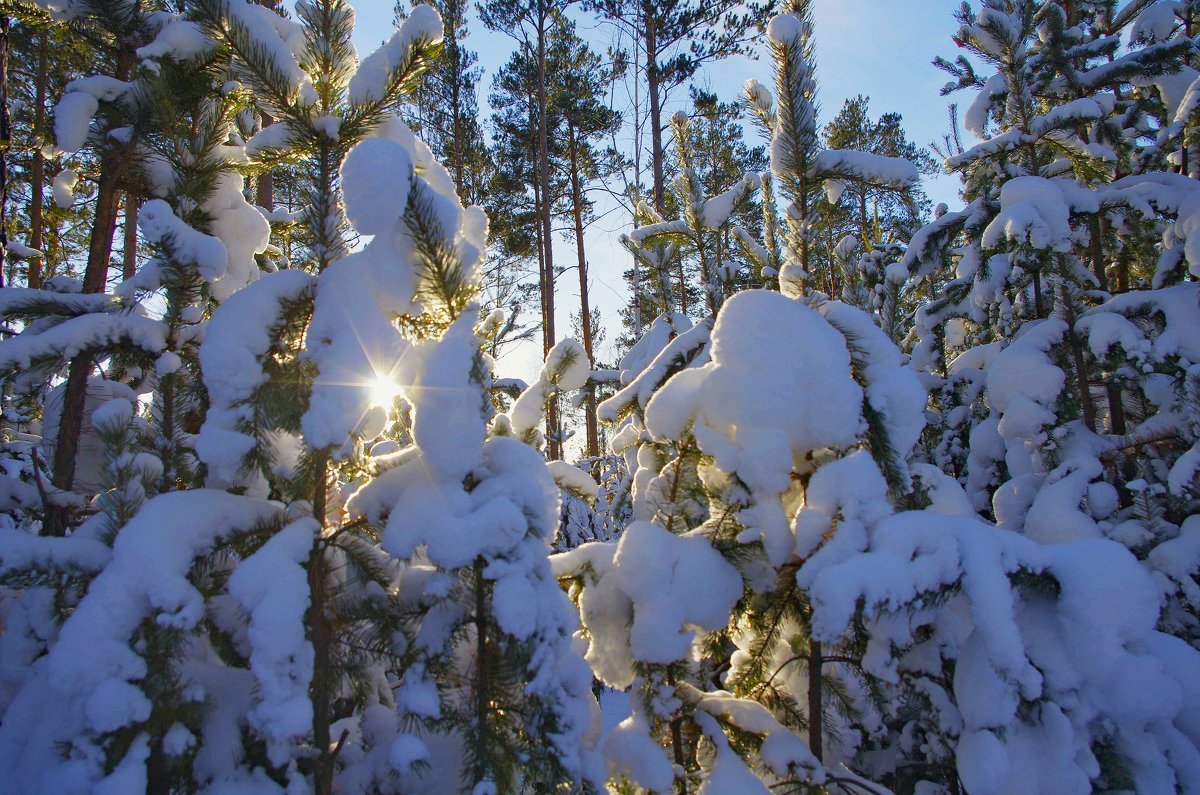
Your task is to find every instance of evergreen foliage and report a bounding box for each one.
[0,1,1198,794]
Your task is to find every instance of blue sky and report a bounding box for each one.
[347,0,969,381]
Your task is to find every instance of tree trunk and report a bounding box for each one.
[1060,283,1097,433]
[1186,11,1194,177]
[123,193,138,280]
[448,1,466,200]
[568,121,599,459]
[643,6,688,315]
[0,15,10,289]
[808,640,823,761]
[46,43,136,534]
[29,29,48,288]
[256,113,274,210]
[308,453,334,795]
[535,3,560,460]
[1106,381,1126,435]
[645,6,664,216]
[1088,214,1107,292]
[255,0,275,210]
[472,557,493,787]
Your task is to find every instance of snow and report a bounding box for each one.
[547,460,599,503]
[982,177,1073,252]
[244,120,297,158]
[985,319,1066,415]
[701,174,756,227]
[224,0,307,96]
[813,149,919,186]
[0,524,110,576]
[1029,96,1113,136]
[957,729,1009,794]
[1078,311,1149,360]
[695,712,771,794]
[408,312,485,479]
[544,337,590,390]
[348,4,444,106]
[227,517,316,764]
[341,138,413,235]
[766,13,803,46]
[1131,2,1181,43]
[137,18,214,62]
[643,290,862,563]
[53,92,98,153]
[0,491,283,790]
[611,521,742,663]
[646,291,860,454]
[1151,515,1200,609]
[965,73,1005,138]
[139,199,229,281]
[9,2,1200,790]
[686,685,822,780]
[823,177,846,204]
[0,312,165,372]
[197,269,316,491]
[1095,282,1200,363]
[52,169,78,208]
[6,240,44,259]
[604,712,675,790]
[389,733,429,773]
[301,133,420,451]
[94,734,149,795]
[205,172,272,302]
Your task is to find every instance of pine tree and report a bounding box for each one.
[480,0,570,460]
[554,20,623,460]
[583,0,771,221]
[1,1,610,791]
[2,7,95,287]
[393,0,491,205]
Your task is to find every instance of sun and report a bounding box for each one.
[367,375,404,408]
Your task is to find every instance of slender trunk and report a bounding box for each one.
[46,46,136,534]
[1106,381,1126,435]
[711,229,723,313]
[158,373,175,490]
[123,194,138,280]
[1115,254,1129,292]
[473,557,492,786]
[256,113,274,210]
[695,229,713,315]
[535,5,560,460]
[0,15,10,289]
[631,8,644,335]
[448,18,466,200]
[643,8,687,315]
[256,0,276,208]
[532,113,548,358]
[308,454,333,795]
[568,122,599,458]
[29,30,48,288]
[1186,12,1193,177]
[308,49,345,786]
[799,171,810,279]
[667,668,688,795]
[645,8,663,216]
[858,190,869,254]
[1061,283,1097,433]
[808,640,823,761]
[1088,214,1107,292]
[1031,269,1044,318]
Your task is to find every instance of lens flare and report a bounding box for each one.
[367,376,404,408]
